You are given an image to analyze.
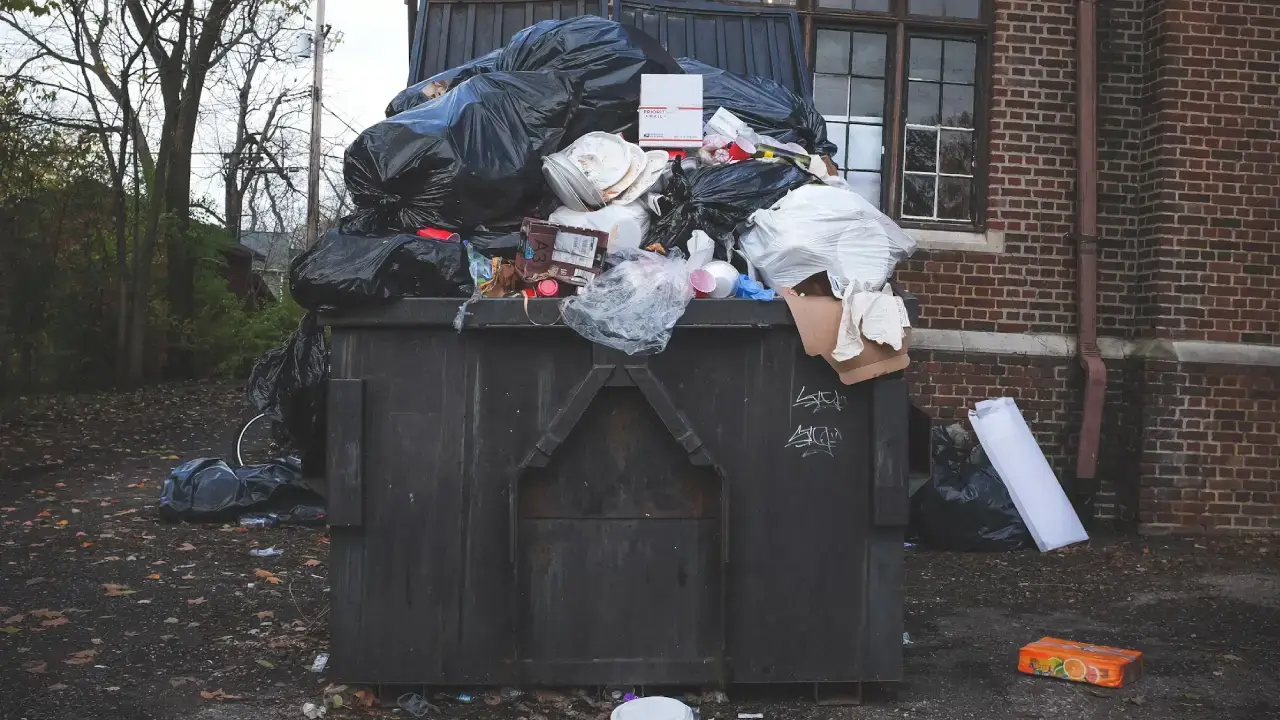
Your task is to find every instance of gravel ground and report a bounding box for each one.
[2,383,1278,720]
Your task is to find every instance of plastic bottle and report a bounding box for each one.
[239,515,278,529]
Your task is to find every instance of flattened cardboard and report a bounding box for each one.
[782,291,910,385]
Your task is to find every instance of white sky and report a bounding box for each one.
[323,0,410,141]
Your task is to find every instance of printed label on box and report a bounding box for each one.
[552,231,600,268]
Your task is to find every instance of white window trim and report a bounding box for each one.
[905,227,1005,254]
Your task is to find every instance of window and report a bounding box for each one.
[802,0,988,228]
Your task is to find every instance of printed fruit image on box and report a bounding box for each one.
[1018,637,1142,688]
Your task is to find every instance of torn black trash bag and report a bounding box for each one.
[247,314,327,478]
[158,457,325,524]
[385,48,501,118]
[909,426,1032,551]
[345,70,581,233]
[290,228,472,312]
[645,160,815,253]
[678,58,836,157]
[496,16,682,140]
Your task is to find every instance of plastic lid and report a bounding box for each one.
[610,697,694,720]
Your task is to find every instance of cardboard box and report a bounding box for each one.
[1018,637,1142,688]
[782,291,910,385]
[639,74,703,149]
[514,219,609,286]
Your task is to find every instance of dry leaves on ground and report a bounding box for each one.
[188,597,206,606]
[177,543,196,551]
[255,611,274,620]
[42,617,69,627]
[64,649,96,665]
[200,689,242,701]
[23,660,47,674]
[304,559,322,567]
[103,584,136,597]
[254,569,282,585]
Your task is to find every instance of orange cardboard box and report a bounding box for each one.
[1018,637,1142,688]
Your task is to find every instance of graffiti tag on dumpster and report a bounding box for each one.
[786,425,842,458]
[793,385,846,412]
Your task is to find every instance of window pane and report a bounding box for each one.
[903,174,935,217]
[908,0,942,14]
[944,41,977,83]
[852,33,887,78]
[814,75,850,117]
[939,130,973,174]
[941,85,974,128]
[906,82,940,125]
[849,78,884,120]
[905,128,937,172]
[855,0,890,10]
[818,0,853,8]
[828,122,849,168]
[816,30,851,74]
[846,171,881,209]
[847,124,883,171]
[908,38,942,81]
[938,177,973,220]
[910,0,980,17]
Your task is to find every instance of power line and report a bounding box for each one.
[320,101,364,137]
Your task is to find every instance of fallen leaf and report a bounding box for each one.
[103,584,136,597]
[28,609,60,619]
[177,543,196,551]
[81,542,94,548]
[187,597,206,606]
[48,683,68,691]
[55,483,66,488]
[255,659,275,669]
[164,617,179,624]
[91,638,103,645]
[1224,654,1243,662]
[253,569,282,584]
[147,574,161,580]
[304,559,322,567]
[37,510,51,517]
[42,617,69,627]
[165,455,180,460]
[0,626,19,634]
[181,574,196,580]
[1181,692,1203,702]
[1125,696,1147,706]
[64,649,96,665]
[23,660,47,674]
[25,577,47,586]
[4,614,24,624]
[331,694,345,708]
[255,611,274,620]
[354,690,375,708]
[57,520,69,526]
[151,560,167,566]
[200,689,242,701]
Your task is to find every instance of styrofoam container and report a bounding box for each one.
[701,260,739,298]
[610,697,694,720]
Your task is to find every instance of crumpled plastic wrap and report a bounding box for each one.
[739,183,916,295]
[559,249,694,355]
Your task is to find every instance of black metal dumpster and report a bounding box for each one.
[323,298,907,689]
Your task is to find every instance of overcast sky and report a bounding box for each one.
[324,0,410,140]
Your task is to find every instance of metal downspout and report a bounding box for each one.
[1074,0,1107,521]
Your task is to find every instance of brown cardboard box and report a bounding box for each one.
[782,291,910,385]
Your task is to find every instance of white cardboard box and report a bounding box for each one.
[639,74,703,149]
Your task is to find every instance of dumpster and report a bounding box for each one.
[323,297,910,689]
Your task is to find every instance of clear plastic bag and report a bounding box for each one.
[739,184,916,294]
[559,249,694,355]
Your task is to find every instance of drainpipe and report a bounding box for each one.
[1073,0,1106,522]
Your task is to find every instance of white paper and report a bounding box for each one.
[552,231,599,268]
[968,398,1089,552]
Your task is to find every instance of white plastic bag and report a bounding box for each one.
[560,249,695,355]
[549,202,651,253]
[739,184,916,294]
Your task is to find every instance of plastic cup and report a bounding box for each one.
[536,279,560,298]
[689,268,716,298]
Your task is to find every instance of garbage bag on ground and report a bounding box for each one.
[158,457,325,524]
[385,48,501,117]
[645,160,814,253]
[679,58,836,157]
[247,314,328,478]
[909,426,1032,551]
[496,16,682,140]
[290,228,472,311]
[560,249,694,355]
[345,71,582,233]
[739,184,916,294]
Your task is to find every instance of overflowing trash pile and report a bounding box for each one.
[225,16,920,489]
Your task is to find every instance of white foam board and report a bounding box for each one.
[969,397,1089,552]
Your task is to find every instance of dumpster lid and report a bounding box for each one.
[409,0,609,85]
[613,0,812,99]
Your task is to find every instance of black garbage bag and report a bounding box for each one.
[247,314,328,478]
[290,228,472,311]
[645,160,815,252]
[678,58,837,157]
[496,16,682,140]
[909,426,1032,551]
[345,70,581,233]
[158,457,325,524]
[385,48,501,117]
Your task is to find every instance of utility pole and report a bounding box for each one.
[304,0,327,248]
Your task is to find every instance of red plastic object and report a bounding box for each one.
[536,279,560,297]
[727,142,751,162]
[416,227,460,242]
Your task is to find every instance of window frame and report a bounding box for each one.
[797,0,993,232]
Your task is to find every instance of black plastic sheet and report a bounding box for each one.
[290,229,472,312]
[158,457,325,524]
[909,426,1032,551]
[645,160,815,252]
[345,71,581,233]
[678,58,836,157]
[496,16,681,140]
[385,49,501,118]
[247,314,328,478]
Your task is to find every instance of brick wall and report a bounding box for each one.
[901,0,1280,533]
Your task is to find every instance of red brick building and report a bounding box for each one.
[798,0,1280,532]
